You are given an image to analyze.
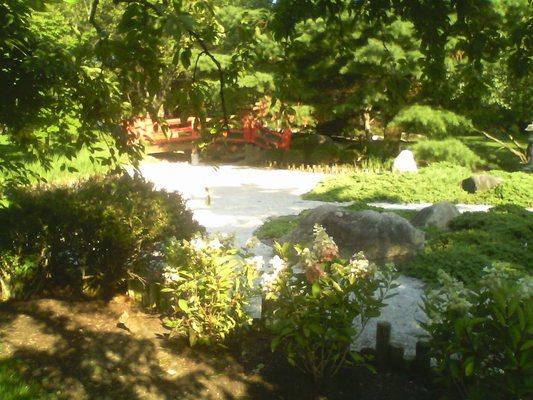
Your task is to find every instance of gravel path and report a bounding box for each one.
[138,161,468,358]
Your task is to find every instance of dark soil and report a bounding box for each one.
[0,298,444,399]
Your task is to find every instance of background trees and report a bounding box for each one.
[1,0,531,178]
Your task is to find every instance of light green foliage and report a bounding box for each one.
[403,204,532,285]
[0,358,57,400]
[263,225,396,380]
[388,105,474,138]
[0,0,142,187]
[411,138,483,170]
[0,174,201,298]
[305,163,533,208]
[161,234,259,346]
[422,267,532,399]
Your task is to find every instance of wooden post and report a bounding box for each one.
[389,342,405,370]
[414,341,431,373]
[376,321,391,369]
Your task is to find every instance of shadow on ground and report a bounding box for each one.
[0,298,441,400]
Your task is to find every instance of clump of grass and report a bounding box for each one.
[304,163,533,208]
[254,214,301,242]
[1,147,128,189]
[0,358,57,399]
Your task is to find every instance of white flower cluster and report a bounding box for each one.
[312,224,338,261]
[348,252,373,279]
[245,255,265,272]
[260,255,286,293]
[162,266,181,284]
[190,236,223,252]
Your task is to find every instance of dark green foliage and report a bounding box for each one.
[388,106,474,138]
[402,205,533,285]
[0,358,56,399]
[0,174,201,299]
[422,268,532,399]
[411,138,483,170]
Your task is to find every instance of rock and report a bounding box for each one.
[461,174,503,193]
[411,202,460,231]
[392,150,418,173]
[282,205,425,263]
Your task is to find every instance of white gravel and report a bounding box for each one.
[139,160,430,357]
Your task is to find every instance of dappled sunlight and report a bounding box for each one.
[0,299,269,400]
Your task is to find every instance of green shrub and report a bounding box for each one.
[388,105,474,138]
[411,138,483,170]
[263,225,396,381]
[0,252,40,301]
[306,145,341,165]
[282,149,306,165]
[402,204,533,285]
[422,267,532,399]
[161,233,259,346]
[0,173,201,299]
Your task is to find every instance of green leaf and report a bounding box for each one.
[178,299,190,313]
[311,282,321,297]
[271,336,281,352]
[464,357,475,377]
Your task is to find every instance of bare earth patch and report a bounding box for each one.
[0,298,440,399]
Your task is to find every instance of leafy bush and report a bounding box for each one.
[161,234,259,346]
[411,138,482,170]
[305,163,533,207]
[263,225,396,381]
[0,173,201,299]
[388,105,474,138]
[403,204,532,285]
[0,252,40,301]
[422,267,532,399]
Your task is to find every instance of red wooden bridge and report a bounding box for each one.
[124,116,292,153]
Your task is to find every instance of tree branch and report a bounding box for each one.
[89,0,102,33]
[188,30,229,131]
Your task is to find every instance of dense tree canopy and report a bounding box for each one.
[1,0,531,182]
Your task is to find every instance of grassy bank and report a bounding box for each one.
[304,163,533,208]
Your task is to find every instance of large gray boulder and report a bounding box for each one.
[411,202,460,231]
[462,174,503,193]
[282,205,425,263]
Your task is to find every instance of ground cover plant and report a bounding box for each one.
[402,204,533,286]
[422,267,532,400]
[161,233,259,346]
[263,225,396,381]
[0,358,57,400]
[0,173,201,300]
[304,163,533,208]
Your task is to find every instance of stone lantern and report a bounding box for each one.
[526,123,533,171]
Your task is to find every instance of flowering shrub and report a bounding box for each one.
[263,225,396,381]
[422,267,533,399]
[161,234,260,346]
